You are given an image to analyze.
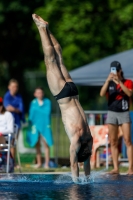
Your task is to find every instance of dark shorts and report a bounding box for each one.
[106,111,131,125]
[77,136,93,163]
[54,82,78,100]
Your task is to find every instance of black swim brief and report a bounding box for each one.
[77,136,93,163]
[54,82,78,100]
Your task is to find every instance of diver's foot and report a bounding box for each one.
[32,14,48,28]
[107,169,119,174]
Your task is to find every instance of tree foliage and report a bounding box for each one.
[0,0,44,94]
[35,0,133,71]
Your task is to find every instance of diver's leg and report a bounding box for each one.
[47,29,73,82]
[32,14,66,95]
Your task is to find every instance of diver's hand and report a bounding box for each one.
[72,176,79,184]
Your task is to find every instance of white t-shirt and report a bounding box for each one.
[0,111,14,135]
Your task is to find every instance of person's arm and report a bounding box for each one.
[6,105,21,113]
[84,157,91,176]
[3,94,21,113]
[84,135,93,176]
[100,73,113,96]
[70,144,79,182]
[119,81,132,97]
[70,136,81,183]
[113,75,133,97]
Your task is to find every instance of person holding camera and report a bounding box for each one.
[100,61,133,174]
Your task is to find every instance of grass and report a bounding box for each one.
[15,165,72,173]
[14,164,129,174]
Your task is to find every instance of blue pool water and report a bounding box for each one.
[0,173,133,200]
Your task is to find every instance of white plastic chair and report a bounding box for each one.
[0,132,12,173]
[0,124,21,173]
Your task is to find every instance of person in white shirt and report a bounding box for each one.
[0,97,14,145]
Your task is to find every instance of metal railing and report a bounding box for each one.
[19,110,109,166]
[84,110,108,125]
[52,110,109,166]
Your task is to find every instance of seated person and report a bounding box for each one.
[0,97,14,145]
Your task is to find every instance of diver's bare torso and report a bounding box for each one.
[58,95,91,142]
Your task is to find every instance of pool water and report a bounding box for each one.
[0,173,133,200]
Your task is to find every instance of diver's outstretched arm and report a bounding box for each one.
[84,157,91,176]
[70,146,79,182]
[70,137,81,182]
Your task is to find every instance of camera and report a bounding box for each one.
[111,67,117,74]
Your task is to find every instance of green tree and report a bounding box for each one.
[34,0,133,110]
[0,0,44,108]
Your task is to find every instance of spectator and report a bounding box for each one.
[3,79,25,165]
[0,97,14,144]
[100,61,133,175]
[0,97,14,172]
[28,87,53,168]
